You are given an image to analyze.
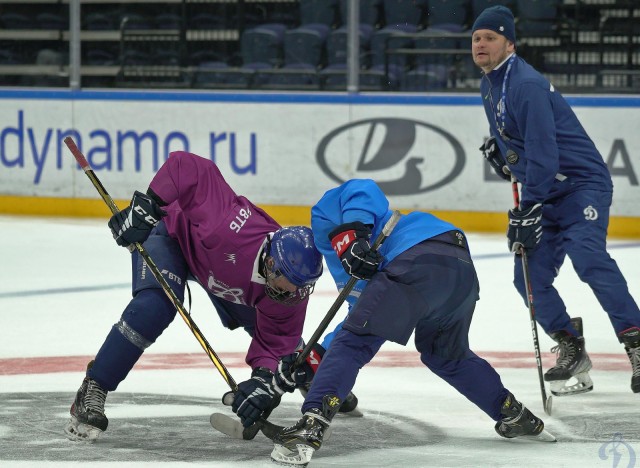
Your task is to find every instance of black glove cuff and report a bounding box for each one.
[328,221,371,241]
[252,367,274,379]
[146,187,168,207]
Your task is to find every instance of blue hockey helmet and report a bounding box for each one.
[264,226,323,305]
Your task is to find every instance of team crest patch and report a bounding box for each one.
[584,206,598,221]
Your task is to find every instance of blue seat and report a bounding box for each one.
[241,23,286,67]
[263,63,320,89]
[0,48,20,65]
[360,24,417,90]
[189,13,225,30]
[471,0,515,18]
[85,48,117,65]
[284,23,330,67]
[0,13,34,30]
[36,12,68,30]
[402,28,460,91]
[425,0,470,29]
[155,13,182,30]
[189,50,224,66]
[119,14,152,31]
[382,0,428,28]
[326,24,374,67]
[84,13,115,31]
[339,0,382,28]
[299,0,339,27]
[193,61,254,89]
[516,0,560,38]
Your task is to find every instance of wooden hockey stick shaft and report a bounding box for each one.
[511,175,552,415]
[294,210,402,369]
[64,137,239,392]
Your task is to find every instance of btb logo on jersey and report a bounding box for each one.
[584,206,598,221]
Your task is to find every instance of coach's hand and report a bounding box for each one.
[507,204,543,254]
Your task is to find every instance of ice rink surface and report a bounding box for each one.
[1,215,639,468]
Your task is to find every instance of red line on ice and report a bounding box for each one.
[0,351,631,376]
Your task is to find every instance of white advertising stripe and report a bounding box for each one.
[0,91,638,218]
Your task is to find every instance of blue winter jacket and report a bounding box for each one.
[480,54,612,209]
[311,179,457,348]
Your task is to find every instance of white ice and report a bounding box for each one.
[1,215,639,468]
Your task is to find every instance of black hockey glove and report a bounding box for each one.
[507,204,543,254]
[274,342,326,394]
[329,221,383,280]
[480,136,510,181]
[108,190,166,248]
[232,367,279,428]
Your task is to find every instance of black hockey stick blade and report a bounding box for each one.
[210,413,284,441]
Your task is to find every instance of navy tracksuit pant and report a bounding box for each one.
[513,189,640,338]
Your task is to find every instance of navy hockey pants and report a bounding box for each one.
[514,189,640,338]
[88,222,256,391]
[303,239,509,421]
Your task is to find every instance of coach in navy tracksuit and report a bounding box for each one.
[472,5,640,395]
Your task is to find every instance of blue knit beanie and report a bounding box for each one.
[472,5,516,44]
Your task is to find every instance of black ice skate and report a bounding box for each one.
[271,394,341,466]
[64,362,109,442]
[544,319,593,396]
[495,393,556,442]
[618,327,640,393]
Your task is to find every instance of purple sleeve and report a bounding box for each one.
[245,299,307,371]
[148,151,235,222]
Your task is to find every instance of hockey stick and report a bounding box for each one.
[64,137,239,393]
[294,209,402,369]
[511,175,553,416]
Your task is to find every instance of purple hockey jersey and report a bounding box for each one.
[149,151,307,371]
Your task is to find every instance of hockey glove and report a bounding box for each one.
[108,190,166,248]
[274,342,325,394]
[507,204,543,254]
[480,136,510,181]
[232,367,279,428]
[329,221,383,280]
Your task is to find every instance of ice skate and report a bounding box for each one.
[271,394,341,466]
[64,363,109,442]
[544,323,593,396]
[618,327,640,393]
[495,393,556,442]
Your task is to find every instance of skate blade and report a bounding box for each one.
[64,416,102,442]
[270,443,315,467]
[550,372,594,396]
[505,428,557,443]
[533,428,557,443]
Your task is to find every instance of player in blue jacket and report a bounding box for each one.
[270,179,554,466]
[472,5,640,396]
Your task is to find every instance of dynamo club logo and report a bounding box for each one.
[316,118,465,195]
[599,433,636,468]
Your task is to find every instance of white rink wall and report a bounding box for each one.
[0,90,639,217]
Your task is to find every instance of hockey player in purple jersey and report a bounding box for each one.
[64,151,323,442]
[270,179,555,466]
[473,6,640,396]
